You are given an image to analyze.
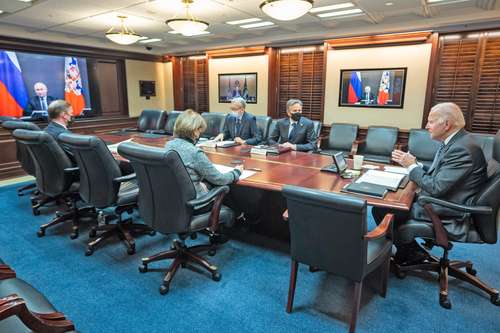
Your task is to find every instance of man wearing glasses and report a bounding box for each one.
[214,97,261,145]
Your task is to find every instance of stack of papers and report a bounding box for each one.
[213,164,256,180]
[355,169,406,191]
[384,166,409,175]
[107,139,133,153]
[197,140,236,148]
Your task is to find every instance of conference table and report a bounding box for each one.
[101,131,416,214]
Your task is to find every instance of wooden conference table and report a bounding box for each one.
[101,131,416,212]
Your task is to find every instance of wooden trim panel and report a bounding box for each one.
[206,46,267,59]
[325,31,432,49]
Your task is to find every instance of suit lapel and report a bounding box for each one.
[429,129,467,174]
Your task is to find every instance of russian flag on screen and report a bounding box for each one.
[0,51,29,118]
[64,57,85,116]
[347,71,362,104]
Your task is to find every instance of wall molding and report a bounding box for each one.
[325,31,433,49]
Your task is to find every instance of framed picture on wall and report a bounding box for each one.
[218,73,257,104]
[339,68,407,108]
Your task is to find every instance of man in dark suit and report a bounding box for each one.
[214,97,261,145]
[372,102,487,263]
[45,100,73,140]
[268,99,317,152]
[24,82,56,117]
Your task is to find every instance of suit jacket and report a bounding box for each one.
[268,116,317,152]
[24,96,56,116]
[45,121,69,140]
[409,129,487,241]
[222,112,261,145]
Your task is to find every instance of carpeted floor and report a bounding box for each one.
[1,182,499,332]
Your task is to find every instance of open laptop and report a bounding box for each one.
[321,152,348,174]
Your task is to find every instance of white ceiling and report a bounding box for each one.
[0,0,499,55]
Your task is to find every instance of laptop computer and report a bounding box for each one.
[321,152,348,174]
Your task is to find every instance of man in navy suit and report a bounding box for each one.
[268,99,317,152]
[45,100,73,140]
[214,97,261,145]
[24,82,56,116]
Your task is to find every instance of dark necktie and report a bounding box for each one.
[235,119,241,136]
[429,142,446,172]
[288,123,297,141]
[41,97,48,110]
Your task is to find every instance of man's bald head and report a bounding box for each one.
[425,102,466,141]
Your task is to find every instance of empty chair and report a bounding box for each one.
[125,109,167,132]
[356,126,398,164]
[118,142,234,295]
[12,129,96,239]
[201,112,226,139]
[283,185,394,333]
[267,120,278,144]
[407,128,441,169]
[2,121,41,198]
[163,110,182,135]
[58,133,154,255]
[471,133,496,161]
[255,115,272,143]
[283,185,393,332]
[320,123,358,158]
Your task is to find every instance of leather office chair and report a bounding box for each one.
[255,115,272,142]
[320,123,358,158]
[118,142,234,295]
[407,129,441,169]
[267,120,277,144]
[125,109,167,132]
[2,121,41,198]
[393,129,500,309]
[356,126,398,164]
[311,120,322,150]
[471,133,495,161]
[12,129,96,239]
[282,185,394,333]
[162,110,182,135]
[0,116,18,123]
[58,133,154,255]
[0,262,76,333]
[201,112,226,139]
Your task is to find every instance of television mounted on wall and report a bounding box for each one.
[218,73,257,104]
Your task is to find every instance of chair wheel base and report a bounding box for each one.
[69,232,79,240]
[85,247,94,256]
[149,231,156,236]
[89,229,97,238]
[159,285,169,295]
[439,294,452,309]
[208,249,216,256]
[491,293,500,306]
[127,246,136,255]
[466,267,477,276]
[33,208,40,216]
[37,229,45,237]
[212,272,221,282]
[138,265,148,273]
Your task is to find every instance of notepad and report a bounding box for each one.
[107,139,133,154]
[342,182,388,199]
[213,164,256,180]
[355,169,406,191]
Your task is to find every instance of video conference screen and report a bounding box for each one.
[0,49,93,120]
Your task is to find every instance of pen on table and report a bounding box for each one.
[247,167,262,172]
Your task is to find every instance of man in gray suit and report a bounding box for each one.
[372,102,487,263]
[214,97,261,145]
[268,99,317,152]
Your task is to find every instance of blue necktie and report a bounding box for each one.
[41,97,48,110]
[288,123,297,141]
[429,142,445,172]
[235,119,241,136]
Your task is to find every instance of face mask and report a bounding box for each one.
[290,112,301,122]
[231,111,239,118]
[67,117,74,126]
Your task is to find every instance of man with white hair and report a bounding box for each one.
[372,102,487,264]
[24,82,56,116]
[214,97,261,145]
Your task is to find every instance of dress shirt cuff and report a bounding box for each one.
[408,162,422,173]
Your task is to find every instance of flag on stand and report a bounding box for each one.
[0,51,28,117]
[347,71,362,104]
[64,57,85,116]
[377,71,390,105]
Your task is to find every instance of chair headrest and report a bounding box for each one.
[118,141,168,163]
[12,129,52,143]
[2,121,41,131]
[494,129,500,162]
[58,132,100,148]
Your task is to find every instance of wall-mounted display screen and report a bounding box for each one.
[218,72,257,104]
[339,68,407,108]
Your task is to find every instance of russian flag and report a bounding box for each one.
[64,57,85,116]
[0,51,29,118]
[347,71,362,104]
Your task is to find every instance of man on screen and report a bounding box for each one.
[24,82,56,116]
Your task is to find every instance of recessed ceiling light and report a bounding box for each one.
[427,0,469,3]
[168,30,181,34]
[240,21,275,29]
[317,8,363,18]
[0,10,3,14]
[385,2,394,5]
[17,0,32,2]
[183,31,211,36]
[137,36,149,40]
[309,2,354,13]
[139,38,162,44]
[226,18,262,25]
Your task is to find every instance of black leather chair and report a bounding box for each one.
[118,142,234,295]
[125,109,167,132]
[407,129,441,169]
[356,126,399,164]
[201,112,226,139]
[0,116,18,123]
[12,129,96,239]
[162,110,182,135]
[0,261,76,332]
[320,123,358,158]
[2,121,41,198]
[393,129,500,309]
[471,133,495,161]
[255,115,272,143]
[267,120,278,144]
[282,185,394,333]
[58,133,154,255]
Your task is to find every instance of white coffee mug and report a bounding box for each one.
[353,155,364,170]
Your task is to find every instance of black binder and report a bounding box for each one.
[342,182,388,199]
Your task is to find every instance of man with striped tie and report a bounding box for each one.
[24,82,56,117]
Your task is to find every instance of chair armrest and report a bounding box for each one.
[417,196,492,214]
[121,127,138,132]
[365,213,394,240]
[147,129,167,135]
[113,173,137,184]
[396,143,407,151]
[0,264,16,280]
[63,167,79,178]
[186,186,230,211]
[282,209,289,221]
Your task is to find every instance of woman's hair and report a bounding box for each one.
[173,109,207,140]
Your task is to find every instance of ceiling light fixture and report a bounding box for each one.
[226,18,262,25]
[105,16,142,45]
[139,38,163,44]
[260,0,313,21]
[317,8,363,18]
[309,2,353,13]
[166,0,209,36]
[240,21,275,29]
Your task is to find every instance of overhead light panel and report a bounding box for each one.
[139,38,162,44]
[317,8,363,18]
[309,2,354,13]
[427,0,469,3]
[260,0,313,21]
[166,0,209,36]
[240,21,275,29]
[226,18,262,25]
[105,16,142,45]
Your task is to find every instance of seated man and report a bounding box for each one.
[24,82,56,117]
[268,99,317,152]
[45,100,73,140]
[214,97,261,145]
[372,102,487,264]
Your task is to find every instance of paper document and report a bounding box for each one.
[197,140,236,148]
[355,169,406,189]
[213,164,256,180]
[107,139,133,153]
[384,166,409,175]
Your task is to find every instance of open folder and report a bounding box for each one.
[342,182,388,199]
[354,169,407,191]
